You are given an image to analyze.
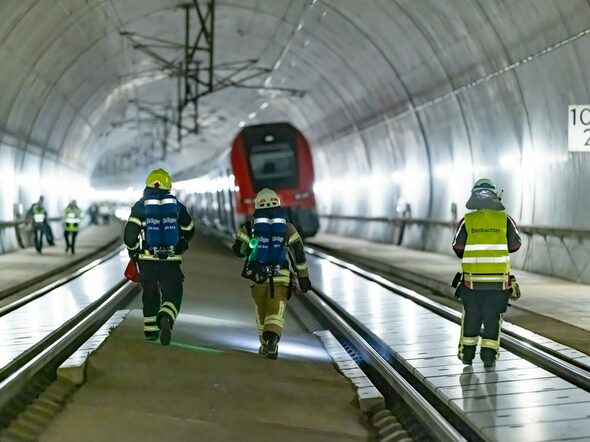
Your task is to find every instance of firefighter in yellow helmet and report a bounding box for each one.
[232,188,311,359]
[123,168,195,345]
[452,178,522,368]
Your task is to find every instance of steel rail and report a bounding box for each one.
[305,245,590,392]
[319,214,590,239]
[0,246,125,316]
[0,281,138,412]
[302,289,467,442]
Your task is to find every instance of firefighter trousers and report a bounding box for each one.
[138,261,184,335]
[458,287,510,363]
[33,226,44,252]
[251,282,289,343]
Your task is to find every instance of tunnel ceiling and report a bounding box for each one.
[1,0,590,190]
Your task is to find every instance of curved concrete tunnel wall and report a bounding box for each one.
[262,0,590,283]
[0,1,589,282]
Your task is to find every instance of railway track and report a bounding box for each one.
[0,251,139,432]
[301,246,590,441]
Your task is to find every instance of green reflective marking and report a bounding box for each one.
[170,341,224,354]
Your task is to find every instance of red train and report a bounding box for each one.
[177,122,320,238]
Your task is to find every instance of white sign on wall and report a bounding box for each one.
[569,105,590,152]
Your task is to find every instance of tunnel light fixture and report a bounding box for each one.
[260,102,269,110]
[248,112,257,119]
[238,121,246,128]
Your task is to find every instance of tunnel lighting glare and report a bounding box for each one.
[248,112,257,119]
[297,21,304,31]
[274,60,282,70]
[238,120,246,128]
[434,164,452,178]
[391,171,404,184]
[500,153,521,168]
[115,207,131,221]
[259,102,269,110]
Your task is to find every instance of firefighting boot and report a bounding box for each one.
[159,315,172,346]
[264,332,279,360]
[144,330,160,341]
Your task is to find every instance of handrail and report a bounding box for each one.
[319,214,590,240]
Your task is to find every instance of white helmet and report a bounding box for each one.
[255,188,281,209]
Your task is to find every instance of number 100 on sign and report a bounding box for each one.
[569,105,590,152]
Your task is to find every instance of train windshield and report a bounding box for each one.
[249,142,298,190]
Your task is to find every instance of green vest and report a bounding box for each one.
[462,210,510,281]
[32,204,46,225]
[64,206,82,232]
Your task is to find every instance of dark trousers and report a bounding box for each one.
[64,231,78,253]
[33,226,44,252]
[137,261,184,334]
[459,287,510,362]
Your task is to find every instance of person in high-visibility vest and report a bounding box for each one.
[64,200,82,254]
[232,188,311,359]
[28,196,48,253]
[452,179,522,368]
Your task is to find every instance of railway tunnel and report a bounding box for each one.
[1,1,590,441]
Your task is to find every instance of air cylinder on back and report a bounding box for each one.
[160,196,179,248]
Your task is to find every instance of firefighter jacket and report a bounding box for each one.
[452,209,521,290]
[124,187,195,262]
[64,205,82,232]
[233,220,309,285]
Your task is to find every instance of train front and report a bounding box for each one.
[231,123,320,238]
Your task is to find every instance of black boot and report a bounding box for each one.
[263,331,279,360]
[159,315,172,346]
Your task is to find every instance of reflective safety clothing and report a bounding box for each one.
[453,207,521,365]
[64,205,82,233]
[32,204,46,225]
[233,216,308,342]
[461,210,510,286]
[124,187,194,262]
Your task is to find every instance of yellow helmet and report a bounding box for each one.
[255,188,281,209]
[146,168,172,190]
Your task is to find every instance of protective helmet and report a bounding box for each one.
[471,178,497,194]
[255,188,281,209]
[466,177,504,210]
[146,168,172,190]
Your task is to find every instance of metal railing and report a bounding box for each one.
[319,214,590,240]
[0,217,63,249]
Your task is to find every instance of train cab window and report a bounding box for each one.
[249,142,298,190]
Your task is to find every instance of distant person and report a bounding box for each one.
[99,203,111,224]
[64,200,82,254]
[27,196,47,253]
[232,188,311,359]
[452,179,522,368]
[124,169,195,344]
[89,203,99,225]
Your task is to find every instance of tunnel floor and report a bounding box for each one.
[39,235,369,442]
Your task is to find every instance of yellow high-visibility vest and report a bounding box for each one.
[462,210,509,282]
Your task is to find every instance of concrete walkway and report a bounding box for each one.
[39,236,369,442]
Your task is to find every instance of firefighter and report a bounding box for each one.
[232,188,312,359]
[28,196,48,253]
[452,178,521,368]
[64,200,82,254]
[123,168,195,345]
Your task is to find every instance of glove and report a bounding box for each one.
[298,276,312,293]
[509,275,521,301]
[176,238,189,254]
[128,248,139,262]
[510,282,521,301]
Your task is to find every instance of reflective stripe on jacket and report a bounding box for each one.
[461,210,510,278]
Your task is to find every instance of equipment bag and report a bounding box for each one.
[124,260,140,283]
[144,195,179,250]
